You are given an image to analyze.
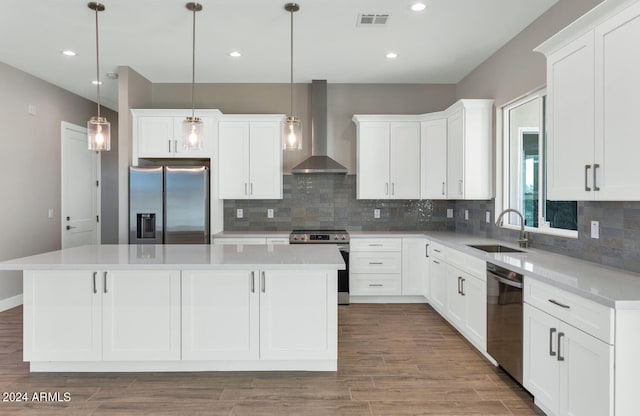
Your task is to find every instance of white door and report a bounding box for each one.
[249,122,282,199]
[219,122,250,199]
[23,270,102,362]
[546,31,595,201]
[182,270,259,360]
[421,118,448,199]
[357,122,390,199]
[594,2,640,200]
[61,122,100,248]
[462,273,487,350]
[446,109,465,198]
[102,270,181,361]
[523,304,560,415]
[401,238,426,296]
[389,122,421,199]
[260,270,337,360]
[429,258,447,313]
[137,116,175,157]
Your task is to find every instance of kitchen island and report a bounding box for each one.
[0,244,345,372]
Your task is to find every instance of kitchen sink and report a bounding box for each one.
[467,244,525,253]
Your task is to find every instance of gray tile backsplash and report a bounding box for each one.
[454,199,640,274]
[224,175,456,232]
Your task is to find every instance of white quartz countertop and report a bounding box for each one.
[0,244,345,271]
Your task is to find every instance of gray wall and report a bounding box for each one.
[151,83,457,173]
[0,61,118,303]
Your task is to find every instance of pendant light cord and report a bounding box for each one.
[191,6,196,119]
[289,7,294,118]
[94,6,101,118]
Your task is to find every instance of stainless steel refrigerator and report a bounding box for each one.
[129,166,209,244]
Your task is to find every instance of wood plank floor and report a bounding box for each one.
[0,304,543,415]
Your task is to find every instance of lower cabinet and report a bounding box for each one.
[446,265,486,350]
[24,270,181,362]
[181,269,336,361]
[401,238,428,296]
[523,303,613,416]
[428,257,447,314]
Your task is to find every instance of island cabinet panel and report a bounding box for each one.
[182,270,259,360]
[23,271,102,362]
[260,270,337,361]
[102,270,181,361]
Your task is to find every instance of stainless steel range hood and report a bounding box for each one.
[291,80,348,174]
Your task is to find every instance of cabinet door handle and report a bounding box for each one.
[244,183,248,195]
[442,181,445,196]
[251,271,255,293]
[557,332,565,361]
[369,284,383,287]
[391,182,395,195]
[458,180,463,195]
[585,164,591,191]
[103,272,108,294]
[461,278,466,296]
[593,163,600,191]
[457,276,462,294]
[92,272,97,294]
[548,299,570,309]
[425,243,429,258]
[385,183,389,195]
[168,139,172,153]
[250,183,253,195]
[369,262,383,265]
[174,140,178,153]
[261,271,266,293]
[549,328,557,357]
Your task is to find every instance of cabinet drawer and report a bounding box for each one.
[351,238,402,252]
[429,242,447,260]
[524,277,614,344]
[350,274,401,296]
[266,238,289,245]
[447,248,485,280]
[350,252,401,274]
[213,237,266,245]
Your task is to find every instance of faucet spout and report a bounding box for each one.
[495,208,529,248]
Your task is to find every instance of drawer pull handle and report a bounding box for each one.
[433,260,440,265]
[548,299,570,309]
[369,262,383,265]
[368,244,384,247]
[549,328,557,357]
[557,332,565,361]
[433,249,441,253]
[369,284,383,287]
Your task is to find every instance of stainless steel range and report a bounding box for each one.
[289,230,350,304]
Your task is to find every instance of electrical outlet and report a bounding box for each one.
[446,208,454,218]
[267,209,274,219]
[236,209,243,219]
[464,210,469,221]
[374,209,381,219]
[591,220,600,239]
[486,211,491,223]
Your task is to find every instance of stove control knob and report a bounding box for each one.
[341,236,346,240]
[293,236,298,241]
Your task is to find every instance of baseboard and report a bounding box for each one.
[0,294,23,312]
[349,295,428,304]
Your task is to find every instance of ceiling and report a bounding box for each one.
[0,0,558,110]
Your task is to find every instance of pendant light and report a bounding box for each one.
[183,2,203,151]
[283,3,302,150]
[87,2,110,151]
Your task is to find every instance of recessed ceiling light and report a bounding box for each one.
[229,51,242,58]
[411,2,427,12]
[61,50,77,56]
[385,52,398,59]
[91,80,102,85]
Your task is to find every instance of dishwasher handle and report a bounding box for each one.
[487,271,523,289]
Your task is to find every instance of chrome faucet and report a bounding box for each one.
[495,208,529,248]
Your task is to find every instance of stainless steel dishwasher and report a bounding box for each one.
[486,262,524,384]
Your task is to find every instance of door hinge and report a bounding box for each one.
[96,215,100,223]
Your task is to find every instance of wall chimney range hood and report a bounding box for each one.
[290,80,348,174]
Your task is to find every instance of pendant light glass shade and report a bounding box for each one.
[184,3,203,151]
[283,3,301,151]
[87,2,110,151]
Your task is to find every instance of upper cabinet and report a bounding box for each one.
[218,115,284,200]
[445,100,493,200]
[420,118,448,200]
[352,116,421,199]
[131,109,221,161]
[538,0,640,201]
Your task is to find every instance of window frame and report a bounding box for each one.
[496,88,578,239]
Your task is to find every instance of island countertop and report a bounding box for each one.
[0,244,346,271]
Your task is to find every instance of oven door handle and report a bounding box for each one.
[487,271,523,289]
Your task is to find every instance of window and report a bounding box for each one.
[499,90,578,237]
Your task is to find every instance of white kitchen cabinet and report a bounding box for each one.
[421,118,448,199]
[353,116,421,200]
[428,250,447,314]
[445,100,493,200]
[401,237,428,297]
[523,303,613,416]
[445,264,487,350]
[538,0,640,201]
[445,265,465,327]
[102,270,181,361]
[23,270,102,362]
[132,109,219,160]
[350,238,402,296]
[260,270,337,361]
[218,117,283,200]
[182,270,259,361]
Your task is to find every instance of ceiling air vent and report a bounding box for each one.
[357,13,390,26]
